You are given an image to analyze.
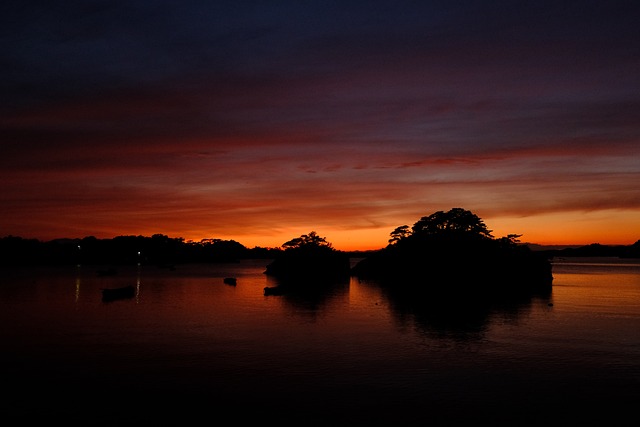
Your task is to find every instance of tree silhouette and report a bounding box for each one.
[410,208,493,239]
[389,225,411,245]
[282,231,332,250]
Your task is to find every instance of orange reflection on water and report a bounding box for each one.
[551,257,640,318]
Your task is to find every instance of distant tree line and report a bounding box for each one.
[539,241,640,259]
[1,224,638,267]
[0,234,282,266]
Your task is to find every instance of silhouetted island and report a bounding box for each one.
[263,231,351,295]
[351,208,554,296]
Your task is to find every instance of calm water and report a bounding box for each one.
[1,257,639,426]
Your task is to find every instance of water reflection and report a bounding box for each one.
[74,269,81,304]
[264,274,350,314]
[135,265,141,303]
[1,260,638,425]
[358,277,552,340]
[68,264,145,304]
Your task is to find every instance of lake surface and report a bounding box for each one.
[1,257,639,426]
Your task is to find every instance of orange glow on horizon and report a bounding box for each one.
[4,208,640,252]
[81,209,638,252]
[485,210,640,248]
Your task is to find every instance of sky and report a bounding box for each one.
[2,0,640,251]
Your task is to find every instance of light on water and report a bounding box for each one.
[1,257,639,425]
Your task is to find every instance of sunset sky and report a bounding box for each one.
[2,1,639,251]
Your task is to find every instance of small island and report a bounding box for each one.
[263,231,351,295]
[351,208,553,296]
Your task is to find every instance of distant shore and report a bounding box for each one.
[1,234,638,266]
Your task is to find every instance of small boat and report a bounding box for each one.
[101,285,136,302]
[223,277,237,285]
